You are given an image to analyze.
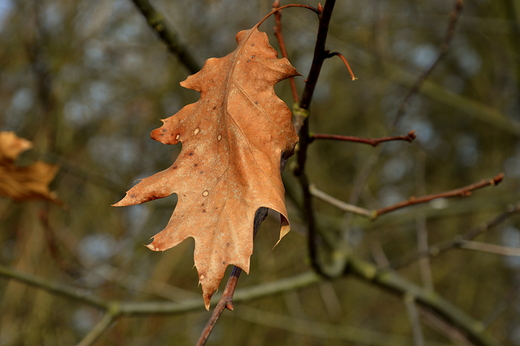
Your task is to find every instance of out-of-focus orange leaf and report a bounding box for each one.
[114,27,299,309]
[0,131,32,163]
[0,132,59,203]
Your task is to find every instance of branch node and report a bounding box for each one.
[225,301,235,311]
[491,173,504,185]
[406,130,417,142]
[317,3,323,14]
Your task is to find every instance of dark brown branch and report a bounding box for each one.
[311,130,416,147]
[298,0,335,112]
[293,0,342,279]
[130,0,201,74]
[375,173,503,217]
[393,0,464,126]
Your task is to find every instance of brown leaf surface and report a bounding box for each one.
[0,132,59,203]
[114,27,299,309]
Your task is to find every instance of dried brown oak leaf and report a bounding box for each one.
[0,131,59,203]
[114,27,299,309]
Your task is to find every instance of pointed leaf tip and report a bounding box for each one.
[203,293,212,311]
[145,242,160,251]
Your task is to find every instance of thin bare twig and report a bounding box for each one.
[310,130,416,147]
[0,261,320,316]
[415,151,434,290]
[196,267,243,345]
[392,203,520,269]
[418,306,475,345]
[77,311,117,346]
[374,173,503,217]
[327,51,358,80]
[370,240,391,268]
[393,0,464,126]
[310,184,375,218]
[404,295,425,346]
[310,174,504,220]
[458,240,520,257]
[0,264,107,310]
[255,3,321,29]
[130,0,201,74]
[273,0,299,103]
[417,209,434,288]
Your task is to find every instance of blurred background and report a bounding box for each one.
[1,0,519,345]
